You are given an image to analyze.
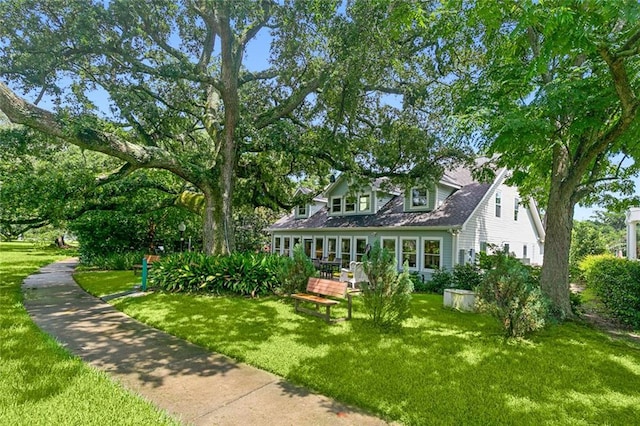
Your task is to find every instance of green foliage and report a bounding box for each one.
[569,220,608,281]
[409,272,428,292]
[277,244,317,295]
[423,268,452,294]
[476,251,548,338]
[421,263,482,294]
[69,211,149,263]
[360,241,413,329]
[151,252,287,297]
[451,263,482,291]
[579,255,640,328]
[234,207,280,253]
[78,251,147,271]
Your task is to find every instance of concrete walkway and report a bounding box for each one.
[22,259,390,426]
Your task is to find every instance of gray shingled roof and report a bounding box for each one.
[270,182,492,231]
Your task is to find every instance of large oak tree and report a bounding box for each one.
[0,0,469,254]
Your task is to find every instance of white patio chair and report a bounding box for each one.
[340,261,369,289]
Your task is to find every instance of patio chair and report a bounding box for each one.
[340,261,369,289]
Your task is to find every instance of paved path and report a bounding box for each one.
[23,259,390,426]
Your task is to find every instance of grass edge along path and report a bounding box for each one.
[0,243,179,426]
[75,270,640,426]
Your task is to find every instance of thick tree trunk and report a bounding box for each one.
[202,184,228,255]
[540,145,576,319]
[540,186,575,318]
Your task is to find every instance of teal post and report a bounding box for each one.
[141,257,148,291]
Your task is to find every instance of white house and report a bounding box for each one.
[627,207,640,260]
[269,162,545,280]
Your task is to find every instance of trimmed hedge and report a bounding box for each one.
[579,254,640,328]
[150,252,292,297]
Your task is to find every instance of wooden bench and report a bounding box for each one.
[133,255,161,275]
[291,277,353,323]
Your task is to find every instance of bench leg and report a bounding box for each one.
[347,294,352,320]
[324,306,331,323]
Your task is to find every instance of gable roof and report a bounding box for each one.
[270,181,492,231]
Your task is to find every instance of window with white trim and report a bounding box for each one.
[495,190,502,217]
[315,237,324,259]
[345,196,356,213]
[401,238,418,269]
[331,197,342,214]
[411,188,429,208]
[514,198,520,221]
[423,239,441,270]
[296,205,307,217]
[303,238,312,257]
[327,237,338,261]
[358,194,371,212]
[283,237,291,257]
[355,237,368,261]
[340,237,352,268]
[274,237,282,255]
[382,238,396,254]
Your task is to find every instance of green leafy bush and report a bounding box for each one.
[80,251,146,270]
[410,272,428,292]
[277,244,317,295]
[451,263,482,291]
[421,264,482,294]
[151,252,287,297]
[579,254,640,328]
[424,268,452,294]
[476,251,548,338]
[361,241,413,329]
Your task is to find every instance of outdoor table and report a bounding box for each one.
[318,260,341,279]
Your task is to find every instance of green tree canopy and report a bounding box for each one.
[452,1,640,316]
[0,0,471,254]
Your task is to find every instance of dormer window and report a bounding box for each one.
[359,194,371,212]
[411,188,429,208]
[296,205,307,216]
[345,196,356,213]
[331,197,342,213]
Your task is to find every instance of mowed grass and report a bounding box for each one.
[75,269,640,426]
[0,243,179,426]
[74,270,141,297]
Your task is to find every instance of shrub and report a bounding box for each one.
[579,254,640,328]
[80,251,146,270]
[361,241,413,329]
[424,268,452,294]
[476,251,548,338]
[276,244,317,295]
[451,263,482,291]
[151,251,287,297]
[410,272,429,292]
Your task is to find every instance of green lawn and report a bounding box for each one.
[0,243,179,426]
[72,269,640,426]
[74,270,141,297]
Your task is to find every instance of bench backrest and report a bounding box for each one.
[144,255,161,263]
[306,277,347,298]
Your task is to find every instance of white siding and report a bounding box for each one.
[458,182,543,265]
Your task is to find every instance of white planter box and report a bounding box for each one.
[443,289,476,312]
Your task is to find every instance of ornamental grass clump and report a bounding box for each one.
[361,241,413,329]
[476,250,547,338]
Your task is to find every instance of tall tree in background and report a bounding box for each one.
[0,1,470,255]
[456,1,640,317]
